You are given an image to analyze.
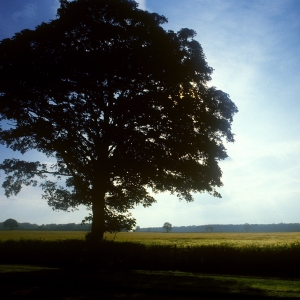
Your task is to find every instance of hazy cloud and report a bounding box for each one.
[136,0,147,10]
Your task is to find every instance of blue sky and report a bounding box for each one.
[0,0,300,227]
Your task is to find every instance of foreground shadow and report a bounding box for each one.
[0,266,298,299]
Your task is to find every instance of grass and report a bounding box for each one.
[0,264,58,273]
[0,266,300,299]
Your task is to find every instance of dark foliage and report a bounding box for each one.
[140,223,300,232]
[0,222,92,231]
[0,239,300,278]
[0,0,237,241]
[1,221,299,232]
[2,218,18,230]
[163,222,172,233]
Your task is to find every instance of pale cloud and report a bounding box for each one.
[136,0,147,10]
[0,185,89,224]
[228,137,300,161]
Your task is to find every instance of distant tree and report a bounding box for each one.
[3,218,18,230]
[163,222,172,233]
[204,225,214,232]
[0,0,237,243]
[244,223,251,232]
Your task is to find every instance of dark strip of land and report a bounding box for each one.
[1,265,300,299]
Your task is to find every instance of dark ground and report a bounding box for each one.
[1,266,299,299]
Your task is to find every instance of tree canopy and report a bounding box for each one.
[163,222,172,233]
[0,0,237,241]
[3,218,18,230]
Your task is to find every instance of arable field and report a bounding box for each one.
[104,231,300,247]
[0,230,87,242]
[0,231,300,290]
[1,231,300,247]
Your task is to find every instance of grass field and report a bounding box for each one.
[1,230,300,247]
[1,265,300,299]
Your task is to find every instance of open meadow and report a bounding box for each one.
[1,230,300,247]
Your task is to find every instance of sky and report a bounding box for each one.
[0,0,300,227]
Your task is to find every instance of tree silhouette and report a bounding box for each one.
[0,0,237,242]
[204,225,214,232]
[163,222,172,233]
[244,223,251,232]
[3,218,18,230]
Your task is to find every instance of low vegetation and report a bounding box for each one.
[1,231,300,298]
[0,231,300,278]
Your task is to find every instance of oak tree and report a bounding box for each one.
[0,0,237,242]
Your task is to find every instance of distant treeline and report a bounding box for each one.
[1,222,300,232]
[0,222,91,231]
[138,223,300,233]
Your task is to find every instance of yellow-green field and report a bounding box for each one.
[106,232,300,247]
[1,231,300,247]
[0,230,87,241]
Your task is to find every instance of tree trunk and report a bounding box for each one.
[90,190,106,243]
